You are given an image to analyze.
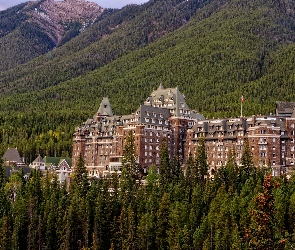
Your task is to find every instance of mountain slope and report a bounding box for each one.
[1,0,295,161]
[0,0,103,71]
[3,0,294,116]
[0,0,210,94]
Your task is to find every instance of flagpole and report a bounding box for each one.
[241,100,243,117]
[240,95,244,117]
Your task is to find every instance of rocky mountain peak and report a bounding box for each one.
[26,0,104,45]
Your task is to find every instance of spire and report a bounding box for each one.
[97,97,114,116]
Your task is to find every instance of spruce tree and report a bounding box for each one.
[195,137,208,189]
[72,153,89,195]
[159,140,171,186]
[120,130,139,206]
[122,130,139,180]
[226,148,239,192]
[156,192,170,250]
[240,138,254,181]
[247,175,286,250]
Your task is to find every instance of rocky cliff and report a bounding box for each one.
[27,0,104,45]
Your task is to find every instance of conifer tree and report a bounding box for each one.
[146,164,159,189]
[195,137,208,188]
[159,140,171,186]
[122,130,139,180]
[240,138,254,181]
[185,153,197,187]
[120,130,139,206]
[226,148,239,192]
[156,192,170,250]
[0,216,12,250]
[171,156,181,182]
[247,175,285,250]
[72,153,89,195]
[0,160,6,187]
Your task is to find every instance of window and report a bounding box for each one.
[260,152,266,157]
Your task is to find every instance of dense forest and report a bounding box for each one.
[1,0,295,161]
[0,131,293,249]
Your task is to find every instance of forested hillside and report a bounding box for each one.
[0,133,292,249]
[0,0,104,71]
[1,0,295,161]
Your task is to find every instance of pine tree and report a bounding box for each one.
[122,130,139,180]
[120,130,139,206]
[156,192,170,250]
[72,153,89,195]
[0,159,6,187]
[195,137,208,189]
[247,174,286,250]
[240,138,254,181]
[226,148,239,192]
[159,140,171,186]
[146,164,159,191]
[0,216,12,250]
[171,156,181,182]
[185,153,197,187]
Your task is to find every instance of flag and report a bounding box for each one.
[241,95,245,103]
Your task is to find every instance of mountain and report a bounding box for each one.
[1,0,295,161]
[0,0,104,71]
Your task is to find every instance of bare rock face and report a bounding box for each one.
[26,0,104,45]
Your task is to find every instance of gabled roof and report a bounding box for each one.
[58,158,71,167]
[44,156,72,168]
[97,97,114,116]
[5,166,31,178]
[32,154,44,163]
[276,101,295,116]
[144,84,204,120]
[2,148,24,164]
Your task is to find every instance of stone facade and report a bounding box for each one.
[72,85,204,177]
[185,116,295,176]
[72,85,295,177]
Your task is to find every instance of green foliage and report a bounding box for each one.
[196,137,208,188]
[0,147,294,249]
[0,0,295,160]
[159,140,171,186]
[247,174,286,249]
[71,153,89,195]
